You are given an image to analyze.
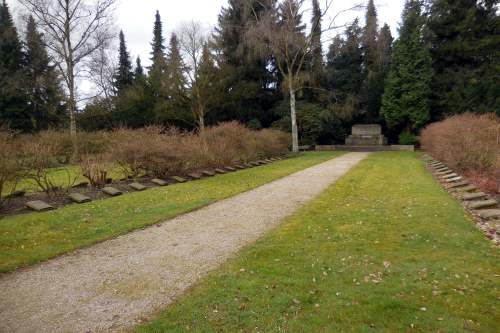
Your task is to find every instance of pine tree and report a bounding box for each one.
[148,10,168,97]
[381,0,432,136]
[213,0,275,125]
[310,0,323,87]
[156,32,190,125]
[23,16,64,131]
[361,0,382,122]
[427,0,500,117]
[0,0,30,131]
[114,30,133,93]
[192,43,218,129]
[134,56,144,79]
[377,24,393,77]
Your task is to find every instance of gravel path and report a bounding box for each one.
[0,152,369,333]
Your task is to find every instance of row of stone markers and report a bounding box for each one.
[423,155,499,244]
[24,156,287,213]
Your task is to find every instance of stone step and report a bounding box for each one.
[187,173,203,180]
[456,185,477,192]
[170,176,188,183]
[445,176,463,183]
[462,192,487,201]
[68,193,92,203]
[201,170,215,177]
[151,178,168,186]
[478,209,500,220]
[224,166,236,172]
[129,182,147,191]
[102,186,123,196]
[214,168,227,174]
[467,199,498,210]
[436,170,453,175]
[441,173,458,179]
[448,181,469,188]
[25,200,54,212]
[234,165,246,170]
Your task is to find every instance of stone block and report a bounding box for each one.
[448,181,469,188]
[188,173,203,180]
[478,209,500,219]
[214,168,227,174]
[170,176,188,183]
[26,200,54,212]
[467,199,498,210]
[201,170,215,177]
[445,176,463,183]
[151,178,168,186]
[130,182,147,191]
[441,173,458,179]
[234,165,246,170]
[390,145,414,152]
[224,166,236,172]
[68,193,91,203]
[458,185,477,192]
[462,192,487,201]
[102,186,122,196]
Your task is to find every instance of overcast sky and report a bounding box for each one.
[12,0,405,67]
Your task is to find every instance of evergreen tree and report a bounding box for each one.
[213,0,276,125]
[377,24,393,78]
[148,10,168,97]
[192,43,219,129]
[24,16,64,131]
[134,56,144,79]
[114,30,133,93]
[0,0,29,131]
[361,0,382,122]
[381,0,432,136]
[157,33,190,126]
[427,0,500,117]
[310,0,323,87]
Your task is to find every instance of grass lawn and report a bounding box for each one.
[0,152,341,273]
[134,152,499,333]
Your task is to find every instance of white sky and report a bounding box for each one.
[10,0,405,98]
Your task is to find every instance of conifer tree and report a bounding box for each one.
[381,0,432,136]
[134,56,144,79]
[114,30,133,93]
[0,0,29,131]
[24,16,64,131]
[310,0,323,87]
[361,0,382,122]
[192,43,218,129]
[148,10,168,97]
[377,24,393,78]
[427,0,499,116]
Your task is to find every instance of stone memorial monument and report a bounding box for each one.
[345,124,387,146]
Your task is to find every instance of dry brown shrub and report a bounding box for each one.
[80,155,108,188]
[0,129,23,206]
[420,113,499,193]
[19,134,77,196]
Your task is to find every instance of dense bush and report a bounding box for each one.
[108,122,289,179]
[420,113,499,193]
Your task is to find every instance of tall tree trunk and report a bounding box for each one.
[68,68,76,138]
[198,112,205,131]
[289,82,299,153]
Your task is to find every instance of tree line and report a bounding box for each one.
[0,0,498,148]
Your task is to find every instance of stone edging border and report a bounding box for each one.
[22,155,291,214]
[422,154,499,245]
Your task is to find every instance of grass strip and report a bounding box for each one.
[134,152,498,333]
[0,152,341,273]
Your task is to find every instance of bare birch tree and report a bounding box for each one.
[246,0,361,152]
[19,0,117,139]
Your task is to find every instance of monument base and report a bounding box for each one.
[345,124,387,146]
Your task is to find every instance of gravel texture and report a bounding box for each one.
[0,152,368,333]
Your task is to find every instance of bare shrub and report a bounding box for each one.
[80,155,108,188]
[0,129,23,206]
[420,113,499,193]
